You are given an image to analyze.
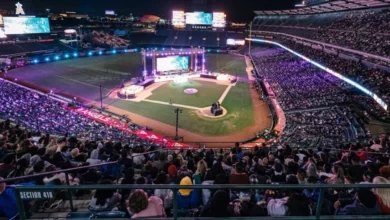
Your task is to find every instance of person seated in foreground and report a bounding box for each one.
[334,189,381,215]
[176,176,200,209]
[128,189,166,218]
[0,177,18,220]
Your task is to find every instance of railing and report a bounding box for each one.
[13,183,390,220]
[249,30,390,64]
[0,149,167,212]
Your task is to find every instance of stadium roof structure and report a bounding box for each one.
[254,0,390,15]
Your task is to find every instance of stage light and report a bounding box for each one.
[162,48,165,51]
[98,51,103,55]
[124,49,128,52]
[88,52,93,56]
[64,54,69,58]
[45,57,50,62]
[217,50,220,52]
[173,76,188,84]
[54,56,60,60]
[73,52,78,57]
[180,48,183,51]
[134,49,137,52]
[33,59,38,64]
[112,50,117,54]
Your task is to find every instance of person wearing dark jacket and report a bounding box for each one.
[0,154,15,178]
[335,190,381,215]
[200,190,230,217]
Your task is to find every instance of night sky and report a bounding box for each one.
[0,0,297,21]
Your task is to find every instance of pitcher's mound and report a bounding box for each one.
[199,106,228,118]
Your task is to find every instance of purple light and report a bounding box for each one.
[203,59,206,63]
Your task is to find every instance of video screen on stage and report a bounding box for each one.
[3,17,50,34]
[185,12,212,25]
[157,56,189,72]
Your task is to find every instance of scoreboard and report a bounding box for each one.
[212,12,226,28]
[172,11,185,27]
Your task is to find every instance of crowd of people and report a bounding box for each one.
[253,8,390,58]
[2,125,390,218]
[283,40,390,119]
[251,47,368,147]
[0,80,153,145]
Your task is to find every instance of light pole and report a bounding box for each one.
[99,85,103,109]
[174,108,182,140]
[249,21,252,55]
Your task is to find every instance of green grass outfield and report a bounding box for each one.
[11,52,254,136]
[105,81,254,136]
[147,80,227,108]
[106,53,255,136]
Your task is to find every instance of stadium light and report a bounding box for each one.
[246,38,388,111]
[88,52,93,56]
[64,54,69,58]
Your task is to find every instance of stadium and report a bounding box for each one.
[0,0,390,219]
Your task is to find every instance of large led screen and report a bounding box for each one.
[157,56,189,72]
[3,17,50,34]
[185,12,212,25]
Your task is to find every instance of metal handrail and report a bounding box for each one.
[250,30,390,63]
[0,148,166,184]
[14,183,390,190]
[13,183,390,220]
[0,161,118,184]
